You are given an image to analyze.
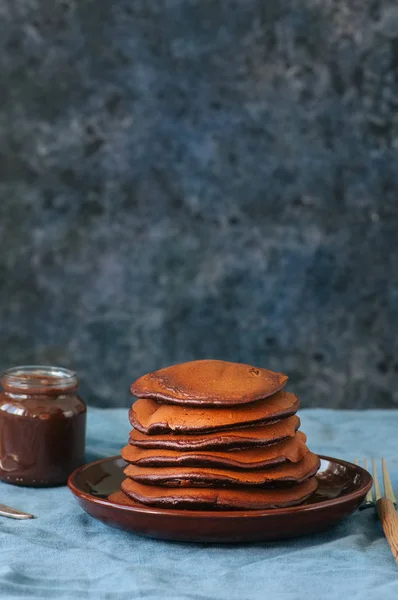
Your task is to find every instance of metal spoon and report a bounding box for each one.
[0,503,34,519]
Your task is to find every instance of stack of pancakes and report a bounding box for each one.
[117,360,320,510]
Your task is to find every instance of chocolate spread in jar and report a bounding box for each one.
[0,366,86,486]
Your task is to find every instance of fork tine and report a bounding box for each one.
[372,458,382,502]
[364,458,374,504]
[356,458,374,508]
[382,458,397,506]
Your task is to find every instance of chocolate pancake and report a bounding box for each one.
[129,415,300,450]
[130,391,299,435]
[121,431,308,470]
[131,359,288,406]
[124,451,320,487]
[120,477,318,510]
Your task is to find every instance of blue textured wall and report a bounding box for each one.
[1,1,398,407]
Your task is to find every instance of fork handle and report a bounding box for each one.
[376,498,398,565]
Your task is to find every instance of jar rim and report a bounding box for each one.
[1,365,78,392]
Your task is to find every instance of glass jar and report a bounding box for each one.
[0,366,86,486]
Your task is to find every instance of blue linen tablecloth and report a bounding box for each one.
[1,408,397,600]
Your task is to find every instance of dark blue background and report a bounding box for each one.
[1,1,397,407]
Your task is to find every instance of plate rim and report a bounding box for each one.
[68,454,373,519]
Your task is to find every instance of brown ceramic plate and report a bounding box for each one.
[68,455,372,543]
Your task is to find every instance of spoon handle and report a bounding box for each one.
[0,503,34,519]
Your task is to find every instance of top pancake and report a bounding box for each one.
[130,359,288,406]
[130,391,299,435]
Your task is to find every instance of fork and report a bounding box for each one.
[356,458,398,565]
